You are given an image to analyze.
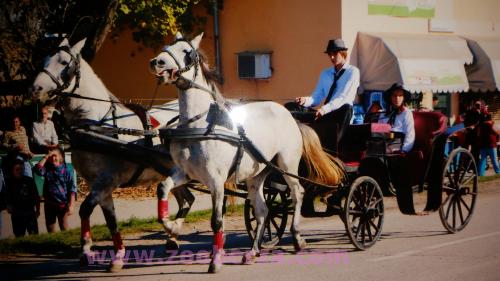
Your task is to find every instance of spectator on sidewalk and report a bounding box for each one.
[5,159,40,237]
[478,114,500,176]
[34,147,76,232]
[32,106,58,154]
[1,116,34,178]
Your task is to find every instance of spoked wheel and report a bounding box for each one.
[244,181,290,249]
[439,148,478,233]
[344,176,384,250]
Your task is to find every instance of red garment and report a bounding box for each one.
[478,121,499,148]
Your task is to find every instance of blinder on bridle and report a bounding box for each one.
[159,38,200,89]
[42,45,81,96]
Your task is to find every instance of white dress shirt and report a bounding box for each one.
[32,120,59,146]
[379,108,415,152]
[303,63,360,115]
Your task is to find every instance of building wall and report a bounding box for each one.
[90,0,499,107]
[90,28,216,103]
[341,0,500,122]
[341,0,500,51]
[91,31,175,103]
[217,0,341,101]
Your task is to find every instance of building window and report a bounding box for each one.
[236,51,272,79]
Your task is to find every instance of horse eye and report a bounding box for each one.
[61,61,69,66]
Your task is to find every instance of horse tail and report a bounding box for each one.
[297,123,345,187]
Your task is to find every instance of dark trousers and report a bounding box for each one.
[11,213,38,237]
[310,104,353,154]
[44,202,69,232]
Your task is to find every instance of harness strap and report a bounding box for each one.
[165,115,180,127]
[227,125,246,183]
[160,127,344,189]
[165,108,210,129]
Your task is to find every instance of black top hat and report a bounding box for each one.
[383,83,411,106]
[324,38,348,53]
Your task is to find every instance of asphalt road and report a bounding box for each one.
[2,179,500,281]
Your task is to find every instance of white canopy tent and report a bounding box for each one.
[463,36,500,92]
[350,32,473,93]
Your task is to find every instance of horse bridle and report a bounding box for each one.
[159,38,202,90]
[41,46,120,129]
[159,38,228,107]
[42,46,81,97]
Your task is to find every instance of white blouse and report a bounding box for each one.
[379,108,415,152]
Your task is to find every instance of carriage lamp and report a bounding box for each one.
[229,106,247,125]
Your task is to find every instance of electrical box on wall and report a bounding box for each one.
[237,51,272,79]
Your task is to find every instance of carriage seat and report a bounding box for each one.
[339,123,392,163]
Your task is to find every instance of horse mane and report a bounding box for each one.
[197,49,219,85]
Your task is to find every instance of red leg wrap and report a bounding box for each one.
[214,231,224,250]
[81,219,91,239]
[112,232,124,250]
[158,200,169,219]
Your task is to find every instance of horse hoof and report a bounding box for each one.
[108,260,124,273]
[208,262,222,273]
[241,251,257,265]
[293,238,307,252]
[165,239,179,251]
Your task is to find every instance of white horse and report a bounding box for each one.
[150,32,344,273]
[31,38,193,272]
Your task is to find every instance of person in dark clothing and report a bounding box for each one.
[34,147,76,232]
[478,114,500,176]
[463,101,482,127]
[463,101,484,164]
[5,159,40,237]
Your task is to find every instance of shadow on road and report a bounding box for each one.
[1,228,449,280]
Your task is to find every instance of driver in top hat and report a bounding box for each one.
[295,38,360,150]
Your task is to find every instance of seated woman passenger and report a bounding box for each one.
[378,83,415,153]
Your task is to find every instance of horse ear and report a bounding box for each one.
[71,38,87,54]
[191,32,204,50]
[58,38,69,47]
[175,32,183,40]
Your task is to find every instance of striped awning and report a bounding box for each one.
[463,36,500,92]
[351,32,473,93]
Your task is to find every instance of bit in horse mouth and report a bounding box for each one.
[167,69,178,80]
[157,70,166,78]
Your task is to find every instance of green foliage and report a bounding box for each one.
[116,0,204,49]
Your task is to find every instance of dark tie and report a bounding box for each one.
[324,68,346,104]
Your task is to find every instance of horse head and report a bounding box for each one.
[31,38,86,103]
[149,32,203,85]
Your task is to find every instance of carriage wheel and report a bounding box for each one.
[244,183,289,249]
[344,176,384,250]
[439,148,478,233]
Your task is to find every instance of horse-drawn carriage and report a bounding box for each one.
[238,109,478,251]
[31,33,478,273]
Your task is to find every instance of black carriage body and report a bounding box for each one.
[293,109,477,233]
